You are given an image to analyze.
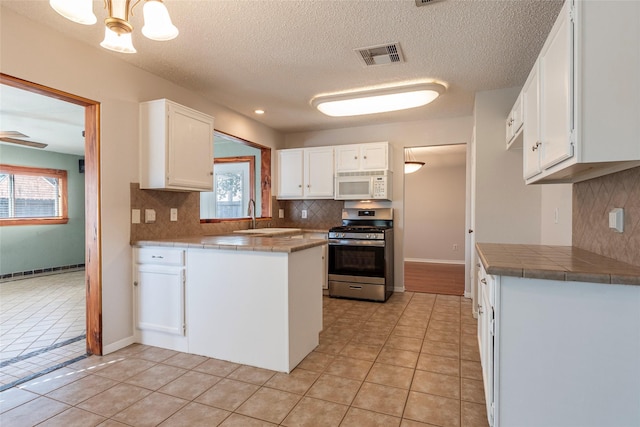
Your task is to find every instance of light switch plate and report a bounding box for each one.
[170,208,178,222]
[301,209,308,219]
[279,209,284,219]
[131,209,141,224]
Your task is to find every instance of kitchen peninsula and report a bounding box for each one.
[133,234,326,373]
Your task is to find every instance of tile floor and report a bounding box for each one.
[0,292,488,427]
[0,271,87,388]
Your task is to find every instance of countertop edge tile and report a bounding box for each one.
[477,243,640,286]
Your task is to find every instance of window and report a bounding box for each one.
[0,164,68,226]
[201,157,254,219]
[200,131,272,222]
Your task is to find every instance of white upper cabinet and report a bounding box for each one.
[523,0,640,184]
[277,147,334,199]
[140,99,214,191]
[523,61,542,179]
[277,149,304,198]
[505,92,523,148]
[335,142,390,172]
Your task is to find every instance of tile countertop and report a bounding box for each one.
[134,234,327,254]
[476,243,640,285]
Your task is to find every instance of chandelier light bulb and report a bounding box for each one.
[142,0,179,41]
[49,0,97,25]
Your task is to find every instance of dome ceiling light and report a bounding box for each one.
[404,148,425,174]
[49,0,178,54]
[312,82,445,117]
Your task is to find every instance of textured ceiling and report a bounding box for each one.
[0,0,563,137]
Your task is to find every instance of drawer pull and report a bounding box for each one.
[481,278,487,284]
[349,285,363,290]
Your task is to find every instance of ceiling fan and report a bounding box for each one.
[0,131,48,149]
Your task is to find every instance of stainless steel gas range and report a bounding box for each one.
[328,208,394,302]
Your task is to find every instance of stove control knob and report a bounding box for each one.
[366,234,372,239]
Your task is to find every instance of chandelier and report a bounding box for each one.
[49,0,178,54]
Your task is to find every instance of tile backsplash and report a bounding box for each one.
[131,183,343,242]
[573,167,640,267]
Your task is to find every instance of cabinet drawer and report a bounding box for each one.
[137,247,185,266]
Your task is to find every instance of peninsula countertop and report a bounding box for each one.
[134,233,327,253]
[476,243,640,285]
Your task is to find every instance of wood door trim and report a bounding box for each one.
[1,73,103,355]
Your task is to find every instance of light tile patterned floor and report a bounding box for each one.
[0,293,488,426]
[0,271,87,387]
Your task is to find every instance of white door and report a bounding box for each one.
[136,265,185,336]
[539,2,573,170]
[361,143,388,170]
[523,63,542,179]
[335,145,361,172]
[278,149,304,197]
[305,147,334,198]
[167,104,214,190]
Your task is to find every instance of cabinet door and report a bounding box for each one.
[335,145,361,172]
[481,279,495,426]
[135,265,185,336]
[167,103,214,190]
[305,147,334,198]
[539,2,574,170]
[361,143,388,170]
[277,149,304,198]
[523,63,542,179]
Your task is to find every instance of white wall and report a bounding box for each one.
[404,148,466,263]
[285,117,474,290]
[474,88,543,244]
[1,7,284,352]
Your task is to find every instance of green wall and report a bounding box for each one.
[0,145,85,275]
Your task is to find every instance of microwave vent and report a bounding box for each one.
[336,170,390,177]
[415,0,446,7]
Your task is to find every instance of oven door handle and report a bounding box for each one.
[328,239,385,247]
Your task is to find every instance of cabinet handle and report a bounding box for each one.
[133,281,138,287]
[354,156,358,160]
[298,184,302,188]
[363,156,367,159]
[481,278,487,284]
[478,306,484,315]
[532,142,541,151]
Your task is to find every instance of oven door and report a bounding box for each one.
[328,239,385,279]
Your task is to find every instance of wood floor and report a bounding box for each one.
[404,261,465,295]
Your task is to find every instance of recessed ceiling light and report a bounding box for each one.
[311,82,446,117]
[254,109,265,115]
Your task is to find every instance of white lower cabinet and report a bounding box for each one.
[476,262,640,426]
[134,247,187,352]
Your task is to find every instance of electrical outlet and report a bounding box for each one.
[452,244,458,251]
[144,209,156,223]
[301,209,308,219]
[170,208,178,222]
[554,208,559,224]
[279,209,284,219]
[131,209,141,224]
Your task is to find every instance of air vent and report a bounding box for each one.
[355,43,404,67]
[415,0,445,7]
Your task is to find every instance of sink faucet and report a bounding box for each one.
[247,198,256,229]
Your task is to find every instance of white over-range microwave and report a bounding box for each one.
[334,171,392,200]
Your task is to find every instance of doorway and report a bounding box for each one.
[0,74,102,361]
[403,144,467,295]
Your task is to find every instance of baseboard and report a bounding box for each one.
[102,335,135,355]
[404,258,465,265]
[464,291,472,299]
[394,286,405,293]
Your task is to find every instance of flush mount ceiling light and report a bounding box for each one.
[312,82,445,117]
[404,148,425,174]
[49,0,178,54]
